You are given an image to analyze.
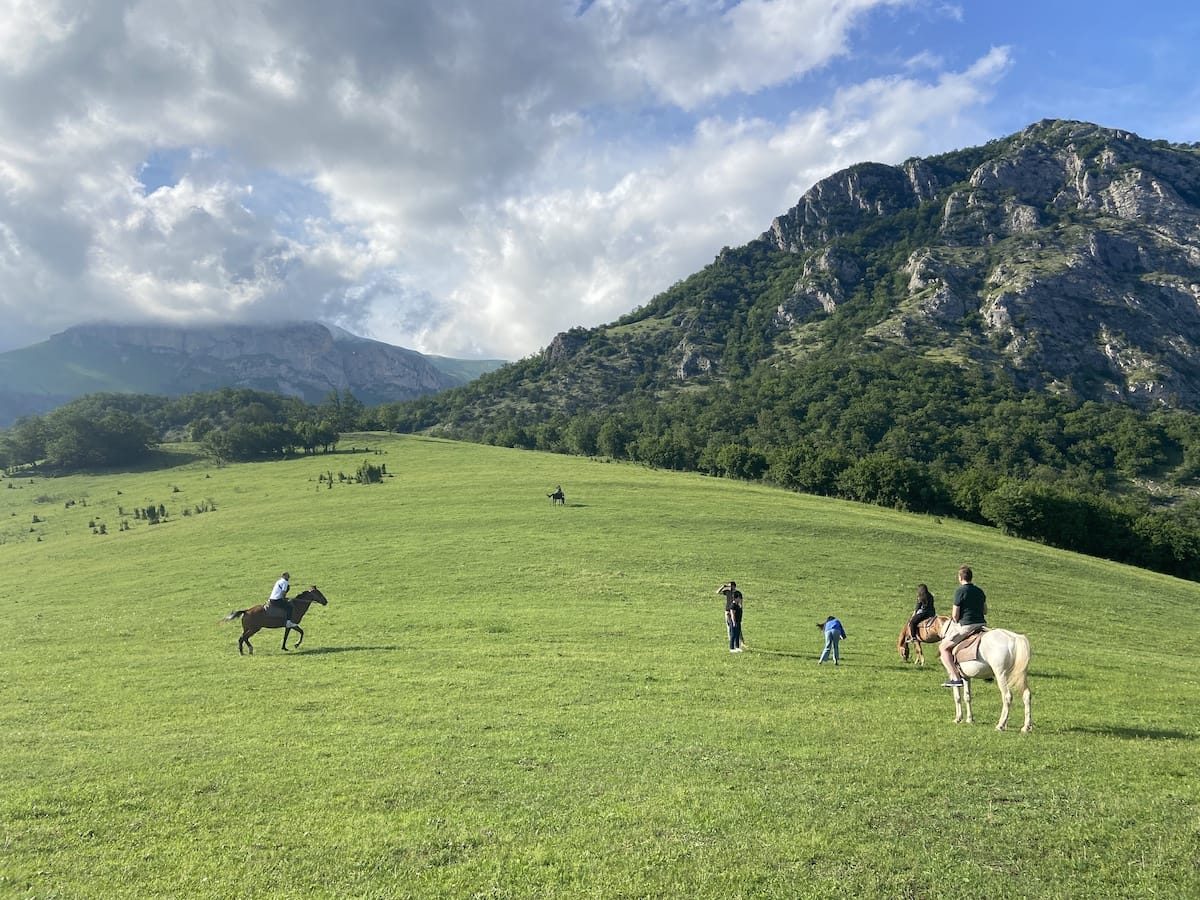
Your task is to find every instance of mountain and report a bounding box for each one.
[374,119,1200,579]
[0,321,505,427]
[408,120,1200,428]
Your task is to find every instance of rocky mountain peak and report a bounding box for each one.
[757,120,1200,408]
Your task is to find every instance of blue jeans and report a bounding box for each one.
[728,621,742,649]
[819,633,841,663]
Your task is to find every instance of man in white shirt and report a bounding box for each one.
[268,571,299,628]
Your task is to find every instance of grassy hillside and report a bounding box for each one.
[2,435,1196,898]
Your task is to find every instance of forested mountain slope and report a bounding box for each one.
[404,119,1200,424]
[379,120,1200,578]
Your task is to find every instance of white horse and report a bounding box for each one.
[947,628,1033,732]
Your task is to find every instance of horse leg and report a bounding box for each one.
[951,684,964,724]
[282,626,304,650]
[914,641,925,666]
[962,679,975,725]
[994,673,1013,731]
[1021,685,1033,733]
[239,626,258,655]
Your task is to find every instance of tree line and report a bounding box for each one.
[0,388,363,470]
[6,357,1200,580]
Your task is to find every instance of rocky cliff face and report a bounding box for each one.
[762,120,1200,407]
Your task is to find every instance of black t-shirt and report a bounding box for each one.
[954,583,987,626]
[726,590,743,625]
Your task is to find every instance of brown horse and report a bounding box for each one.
[222,586,328,655]
[898,614,950,665]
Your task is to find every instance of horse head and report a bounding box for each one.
[296,585,328,606]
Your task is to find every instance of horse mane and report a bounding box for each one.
[293,585,326,605]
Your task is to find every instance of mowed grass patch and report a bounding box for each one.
[1,434,1197,898]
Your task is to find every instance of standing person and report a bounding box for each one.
[719,581,744,653]
[939,565,987,686]
[268,571,299,629]
[818,616,847,665]
[907,583,937,643]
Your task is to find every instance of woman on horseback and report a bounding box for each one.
[906,583,936,643]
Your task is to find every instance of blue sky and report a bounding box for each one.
[0,0,1197,360]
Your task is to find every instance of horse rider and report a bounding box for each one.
[906,583,936,643]
[268,571,299,629]
[939,565,987,687]
[548,485,565,505]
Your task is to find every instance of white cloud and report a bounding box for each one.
[412,45,1010,358]
[593,0,913,109]
[0,0,1014,360]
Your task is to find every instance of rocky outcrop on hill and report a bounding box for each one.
[762,120,1200,407]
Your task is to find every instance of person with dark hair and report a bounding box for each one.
[939,565,987,686]
[268,571,299,629]
[719,581,744,652]
[906,583,937,643]
[818,616,847,665]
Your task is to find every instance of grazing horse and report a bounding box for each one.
[222,586,328,655]
[898,614,950,665]
[947,628,1033,732]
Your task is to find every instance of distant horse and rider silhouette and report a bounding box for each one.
[548,485,565,505]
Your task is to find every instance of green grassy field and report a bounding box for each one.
[2,434,1197,898]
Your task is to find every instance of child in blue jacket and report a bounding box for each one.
[818,616,847,665]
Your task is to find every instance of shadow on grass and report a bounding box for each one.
[1066,725,1194,741]
[748,648,812,660]
[290,645,401,655]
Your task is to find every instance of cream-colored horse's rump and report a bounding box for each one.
[949,628,1033,733]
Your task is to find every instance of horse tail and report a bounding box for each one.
[220,610,246,623]
[1009,631,1032,694]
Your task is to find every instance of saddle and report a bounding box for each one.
[263,600,289,621]
[951,628,987,665]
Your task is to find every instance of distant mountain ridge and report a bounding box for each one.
[0,321,504,426]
